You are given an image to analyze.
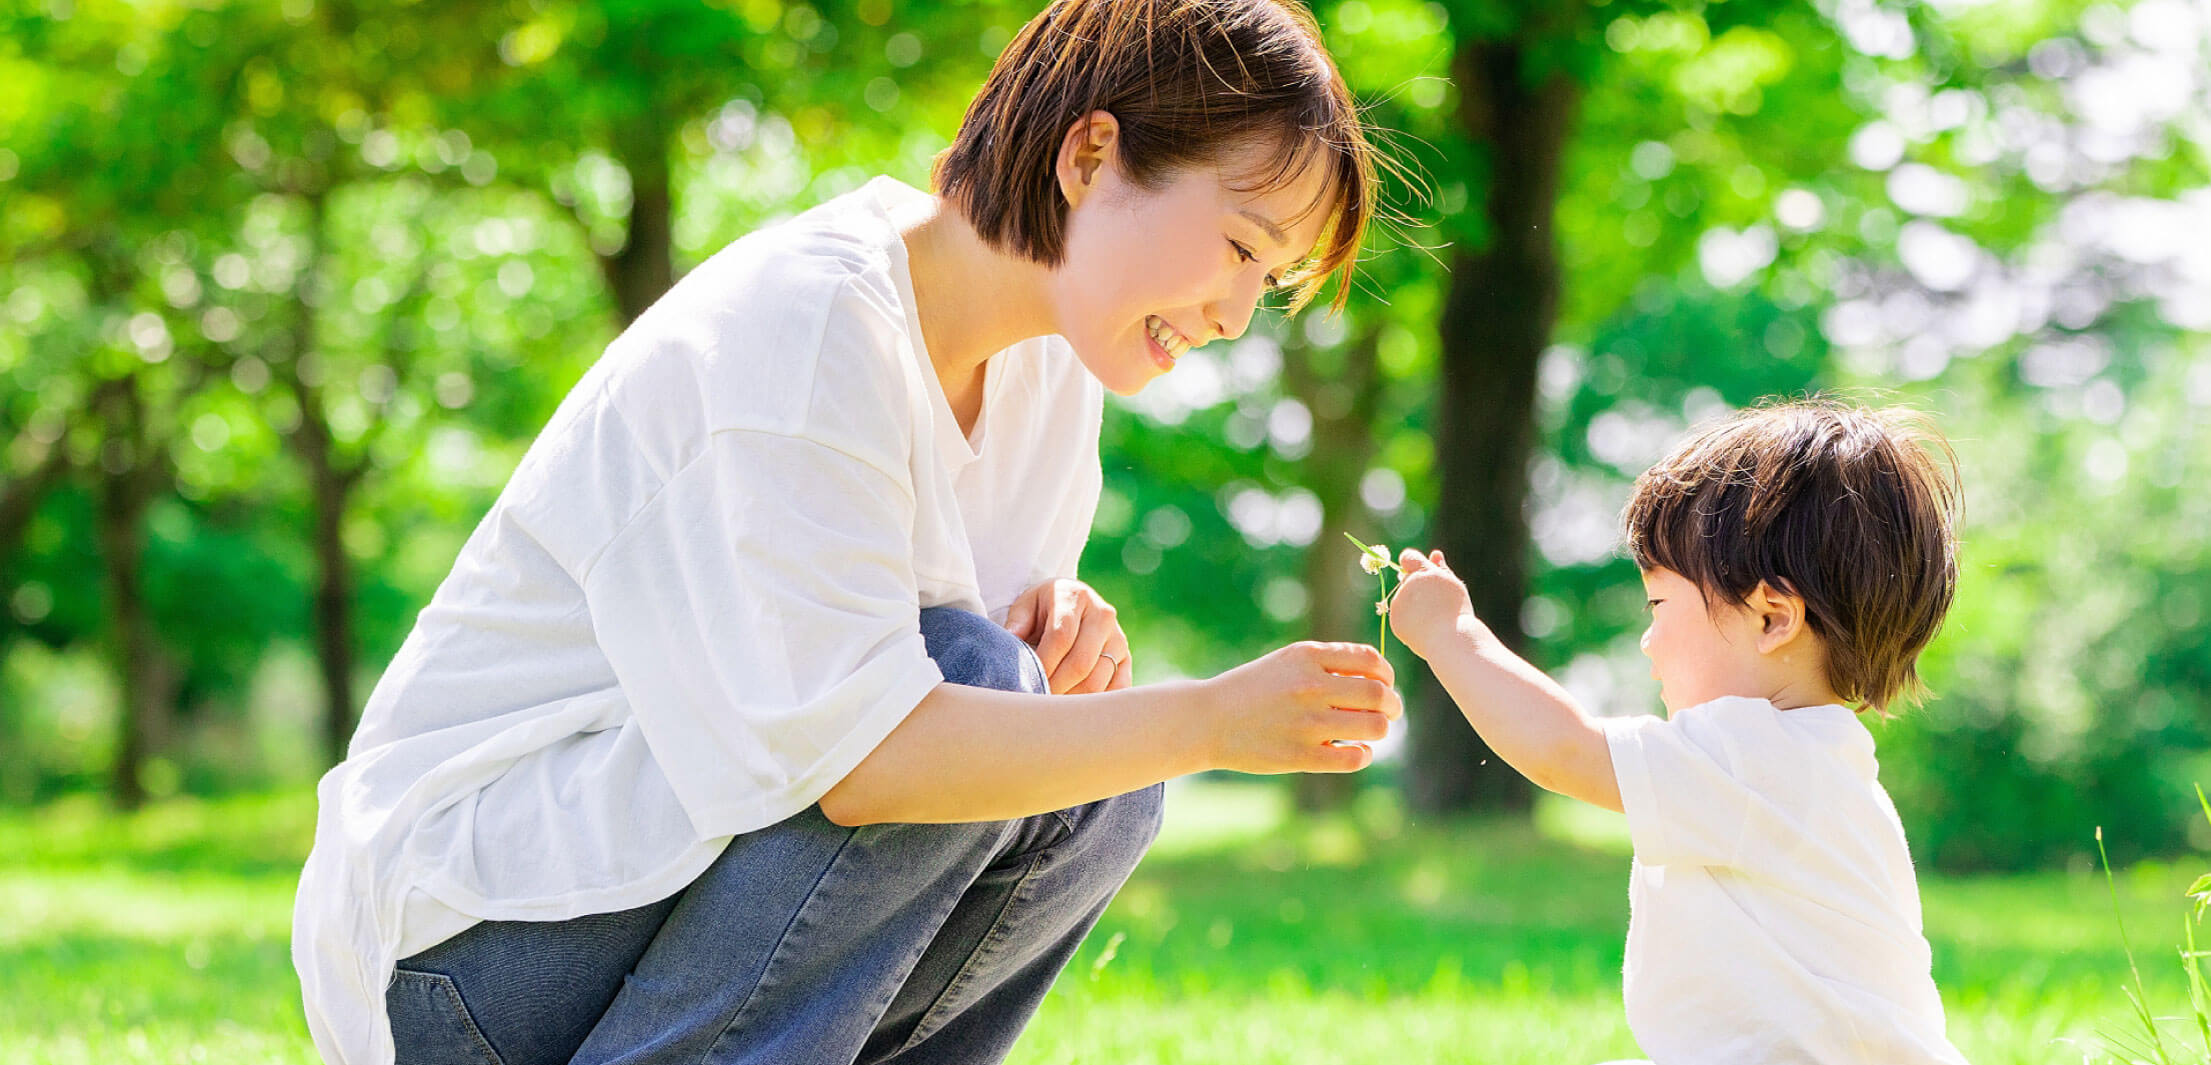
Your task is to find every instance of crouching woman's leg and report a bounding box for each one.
[550,606,1162,1065]
[853,607,1166,1064]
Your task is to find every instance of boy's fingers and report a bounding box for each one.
[1430,549,1445,566]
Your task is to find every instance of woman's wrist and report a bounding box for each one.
[1152,678,1225,777]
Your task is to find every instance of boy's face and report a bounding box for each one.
[1638,567,1769,714]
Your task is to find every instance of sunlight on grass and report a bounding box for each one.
[0,782,2198,1064]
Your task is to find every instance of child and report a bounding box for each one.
[1387,399,1970,1064]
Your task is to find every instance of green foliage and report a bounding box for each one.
[1,0,2207,869]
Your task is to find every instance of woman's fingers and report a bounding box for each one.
[1018,579,1128,695]
[1106,648,1134,691]
[1002,586,1042,643]
[1294,641,1394,686]
[1052,608,1115,693]
[1316,707,1392,744]
[1305,740,1374,774]
[1033,596,1079,679]
[1315,671,1400,720]
[1069,636,1130,694]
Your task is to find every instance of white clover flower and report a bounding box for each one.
[1345,532,1402,654]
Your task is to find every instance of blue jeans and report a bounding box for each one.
[387,607,1165,1065]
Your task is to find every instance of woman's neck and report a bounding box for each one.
[896,198,1056,396]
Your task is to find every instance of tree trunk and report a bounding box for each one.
[1285,326,1384,812]
[598,123,676,328]
[93,377,167,810]
[0,433,70,568]
[297,406,362,768]
[275,191,368,768]
[1406,40,1579,815]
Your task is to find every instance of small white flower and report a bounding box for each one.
[1360,544,1391,575]
[1375,599,1390,616]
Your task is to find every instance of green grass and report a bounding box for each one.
[0,782,2196,1064]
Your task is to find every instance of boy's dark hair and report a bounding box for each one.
[933,0,1374,313]
[1623,399,1962,714]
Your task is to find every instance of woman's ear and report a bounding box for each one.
[1055,110,1121,209]
[1748,580,1809,656]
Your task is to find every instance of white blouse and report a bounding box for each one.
[292,177,1105,1065]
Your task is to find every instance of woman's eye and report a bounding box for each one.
[1645,599,1663,611]
[1231,241,1283,289]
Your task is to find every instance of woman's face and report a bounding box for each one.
[1048,136,1334,396]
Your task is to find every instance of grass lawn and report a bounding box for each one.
[0,780,2197,1064]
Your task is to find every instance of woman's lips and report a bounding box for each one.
[1144,315,1192,371]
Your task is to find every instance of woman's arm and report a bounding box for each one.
[819,641,1399,825]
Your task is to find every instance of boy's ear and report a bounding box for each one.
[1748,579,1809,655]
[1056,110,1121,208]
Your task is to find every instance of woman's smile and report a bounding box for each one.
[1145,315,1194,370]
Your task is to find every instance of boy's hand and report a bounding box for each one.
[1388,548,1487,659]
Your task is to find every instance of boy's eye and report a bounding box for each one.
[1645,598,1663,611]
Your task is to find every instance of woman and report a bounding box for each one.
[293,2,1391,1062]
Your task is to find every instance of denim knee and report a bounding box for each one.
[1061,782,1166,880]
[919,606,1046,695]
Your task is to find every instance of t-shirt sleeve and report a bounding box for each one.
[1603,711,1754,868]
[578,428,945,841]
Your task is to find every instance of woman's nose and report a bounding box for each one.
[1205,273,1269,342]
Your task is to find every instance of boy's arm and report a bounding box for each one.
[1390,550,1623,813]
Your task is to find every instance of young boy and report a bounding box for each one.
[1387,399,1971,1064]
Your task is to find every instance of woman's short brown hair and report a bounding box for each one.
[1623,399,1962,714]
[933,0,1374,313]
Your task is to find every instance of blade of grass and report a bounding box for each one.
[2103,825,2174,1065]
[2183,915,2210,1059]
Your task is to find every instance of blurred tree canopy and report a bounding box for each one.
[0,0,2205,870]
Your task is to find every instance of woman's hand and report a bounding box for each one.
[1200,642,1401,774]
[1004,578,1132,694]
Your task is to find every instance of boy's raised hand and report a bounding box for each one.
[1388,548,1486,659]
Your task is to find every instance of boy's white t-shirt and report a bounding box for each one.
[1602,696,1969,1065]
[291,177,1105,1065]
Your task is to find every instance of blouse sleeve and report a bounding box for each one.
[577,428,945,841]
